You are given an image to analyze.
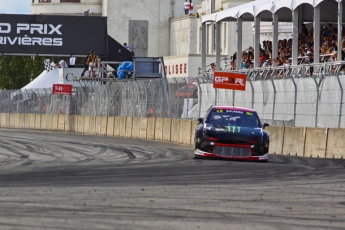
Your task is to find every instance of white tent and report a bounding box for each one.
[22,69,60,90]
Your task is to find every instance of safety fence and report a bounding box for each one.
[0,61,345,128]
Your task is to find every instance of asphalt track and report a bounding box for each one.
[0,129,345,230]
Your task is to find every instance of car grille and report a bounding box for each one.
[213,146,251,157]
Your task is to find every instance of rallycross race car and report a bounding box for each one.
[194,106,269,161]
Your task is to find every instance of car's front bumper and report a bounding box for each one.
[194,147,268,161]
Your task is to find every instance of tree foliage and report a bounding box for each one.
[0,56,47,90]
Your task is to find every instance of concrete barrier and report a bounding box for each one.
[47,114,54,130]
[190,121,198,146]
[125,117,132,138]
[170,119,180,143]
[0,113,10,128]
[52,114,59,130]
[34,114,41,130]
[131,117,140,138]
[83,116,90,134]
[139,117,148,139]
[326,128,345,159]
[100,116,108,135]
[146,117,155,140]
[95,116,102,135]
[12,114,19,128]
[304,128,327,158]
[179,119,192,145]
[154,117,164,140]
[119,117,127,137]
[107,117,115,136]
[19,114,25,129]
[162,118,172,142]
[40,114,48,130]
[24,114,30,129]
[15,113,25,129]
[76,115,84,134]
[29,114,36,129]
[87,116,96,135]
[58,114,65,131]
[266,126,285,155]
[282,127,306,157]
[64,115,75,132]
[114,117,121,136]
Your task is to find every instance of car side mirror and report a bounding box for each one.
[263,123,269,129]
[197,118,204,125]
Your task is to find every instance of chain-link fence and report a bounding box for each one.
[1,61,345,128]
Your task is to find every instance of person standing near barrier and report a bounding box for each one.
[87,50,98,77]
[81,50,92,77]
[189,0,194,15]
[56,59,68,68]
[184,0,190,15]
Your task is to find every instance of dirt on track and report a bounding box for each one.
[0,129,344,230]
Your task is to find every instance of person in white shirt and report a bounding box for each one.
[184,0,190,15]
[208,63,216,73]
[57,59,68,68]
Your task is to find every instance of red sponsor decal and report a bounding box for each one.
[213,72,247,91]
[52,84,72,95]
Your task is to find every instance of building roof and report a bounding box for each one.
[203,0,342,23]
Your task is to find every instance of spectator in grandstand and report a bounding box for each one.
[300,24,309,37]
[331,40,345,60]
[262,57,272,68]
[244,59,253,69]
[208,63,216,73]
[283,57,292,66]
[328,51,338,62]
[229,53,237,70]
[302,51,314,64]
[259,50,266,67]
[298,47,305,58]
[321,25,330,37]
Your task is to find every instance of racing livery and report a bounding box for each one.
[194,106,269,161]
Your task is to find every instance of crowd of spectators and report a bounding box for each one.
[228,22,345,70]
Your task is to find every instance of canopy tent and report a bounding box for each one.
[22,69,60,90]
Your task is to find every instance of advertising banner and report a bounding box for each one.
[0,14,107,56]
[52,84,72,95]
[213,71,247,91]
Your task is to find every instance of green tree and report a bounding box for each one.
[0,56,47,90]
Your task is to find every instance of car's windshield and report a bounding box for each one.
[207,109,260,128]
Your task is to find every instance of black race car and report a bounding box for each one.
[194,106,269,161]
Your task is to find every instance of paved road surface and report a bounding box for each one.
[0,129,344,230]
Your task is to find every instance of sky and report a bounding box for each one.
[0,0,31,14]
